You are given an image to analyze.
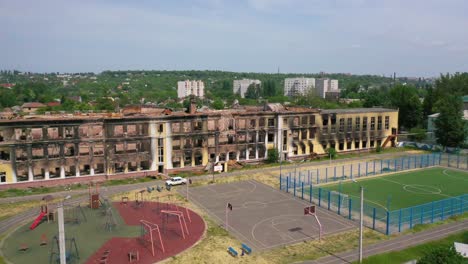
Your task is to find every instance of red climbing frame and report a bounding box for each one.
[160,210,189,239]
[140,220,165,256]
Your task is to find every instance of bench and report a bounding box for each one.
[241,243,252,255]
[227,247,238,257]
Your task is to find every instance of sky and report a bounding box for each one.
[1,0,468,77]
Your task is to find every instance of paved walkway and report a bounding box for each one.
[303,219,468,264]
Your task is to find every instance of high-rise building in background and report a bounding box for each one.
[284,78,315,96]
[315,78,340,99]
[177,80,205,98]
[233,79,261,98]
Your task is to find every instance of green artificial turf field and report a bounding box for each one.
[321,167,468,211]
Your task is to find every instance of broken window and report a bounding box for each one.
[339,118,345,132]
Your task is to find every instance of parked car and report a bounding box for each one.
[165,176,187,186]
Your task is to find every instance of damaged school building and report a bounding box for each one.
[0,103,398,188]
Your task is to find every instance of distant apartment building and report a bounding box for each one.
[233,79,261,98]
[284,78,315,96]
[177,80,205,99]
[315,78,340,99]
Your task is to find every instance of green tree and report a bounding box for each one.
[212,99,224,110]
[361,88,387,108]
[325,148,337,159]
[388,84,423,130]
[434,95,466,148]
[245,83,261,99]
[266,148,279,163]
[418,245,464,264]
[422,86,436,124]
[409,127,427,142]
[263,80,277,97]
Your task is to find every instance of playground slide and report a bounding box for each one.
[30,211,47,230]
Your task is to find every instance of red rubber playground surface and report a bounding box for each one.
[85,202,205,264]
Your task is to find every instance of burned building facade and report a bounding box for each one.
[0,104,398,187]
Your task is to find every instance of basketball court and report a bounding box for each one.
[181,180,355,251]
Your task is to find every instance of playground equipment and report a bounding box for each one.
[304,205,322,241]
[40,234,48,246]
[152,194,174,214]
[89,182,100,209]
[103,207,117,232]
[121,196,129,205]
[30,195,56,230]
[64,204,87,225]
[49,235,79,264]
[100,198,110,213]
[161,210,189,239]
[134,190,146,208]
[139,220,165,256]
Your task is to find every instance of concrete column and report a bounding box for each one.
[10,146,17,183]
[124,163,128,173]
[75,162,80,177]
[60,166,65,178]
[45,170,50,180]
[149,122,157,171]
[164,122,173,170]
[236,151,240,161]
[246,148,250,160]
[90,167,95,176]
[28,166,34,181]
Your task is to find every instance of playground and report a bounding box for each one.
[184,180,355,251]
[1,184,205,264]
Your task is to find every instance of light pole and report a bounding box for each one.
[58,195,71,264]
[352,179,364,263]
[359,186,364,263]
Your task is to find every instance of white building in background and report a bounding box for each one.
[233,79,261,98]
[284,77,315,96]
[177,80,205,99]
[315,78,340,98]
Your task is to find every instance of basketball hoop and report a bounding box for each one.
[304,205,322,240]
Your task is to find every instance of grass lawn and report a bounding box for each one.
[321,167,468,211]
[0,176,156,199]
[359,230,468,264]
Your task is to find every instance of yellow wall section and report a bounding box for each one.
[0,163,14,183]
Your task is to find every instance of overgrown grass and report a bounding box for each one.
[0,200,51,221]
[0,176,156,198]
[359,230,468,264]
[402,212,468,234]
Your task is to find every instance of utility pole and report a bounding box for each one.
[58,206,66,264]
[359,186,364,263]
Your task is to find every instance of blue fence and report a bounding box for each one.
[279,153,468,234]
[442,153,468,170]
[280,153,441,186]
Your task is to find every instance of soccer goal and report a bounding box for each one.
[330,190,349,210]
